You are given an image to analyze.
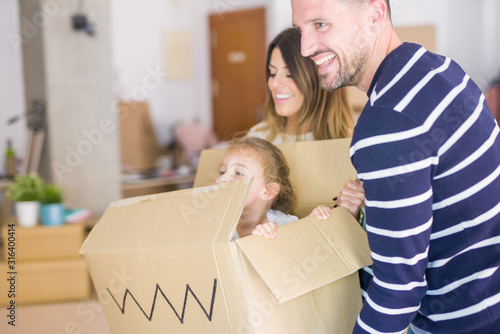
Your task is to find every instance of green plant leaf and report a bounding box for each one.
[7,173,44,202]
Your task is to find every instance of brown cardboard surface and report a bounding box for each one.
[118,101,165,172]
[82,180,251,252]
[195,138,357,218]
[81,139,371,334]
[1,222,85,262]
[397,25,436,53]
[81,180,253,333]
[236,207,371,303]
[0,258,90,306]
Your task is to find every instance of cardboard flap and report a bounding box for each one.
[80,179,252,254]
[235,207,372,304]
[194,139,357,218]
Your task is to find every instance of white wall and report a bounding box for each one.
[110,0,213,146]
[0,0,26,176]
[109,0,292,147]
[1,0,499,175]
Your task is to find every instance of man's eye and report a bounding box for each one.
[315,22,326,29]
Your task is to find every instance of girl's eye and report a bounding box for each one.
[269,71,276,77]
[219,171,225,176]
[235,171,243,176]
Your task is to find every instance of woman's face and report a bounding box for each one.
[267,47,305,122]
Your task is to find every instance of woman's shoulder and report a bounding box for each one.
[246,123,315,143]
[246,122,270,138]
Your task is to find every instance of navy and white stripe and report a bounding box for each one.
[352,43,500,334]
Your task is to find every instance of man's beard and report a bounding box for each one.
[320,46,369,91]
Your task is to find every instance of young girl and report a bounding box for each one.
[215,137,297,239]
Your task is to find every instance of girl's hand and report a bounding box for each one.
[251,222,278,239]
[309,205,332,219]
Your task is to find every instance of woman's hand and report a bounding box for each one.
[251,222,278,239]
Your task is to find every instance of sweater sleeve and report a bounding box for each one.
[351,116,435,333]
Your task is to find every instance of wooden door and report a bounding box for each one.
[209,7,267,141]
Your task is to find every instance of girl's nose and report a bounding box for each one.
[215,173,228,184]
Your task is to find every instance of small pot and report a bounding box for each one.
[41,203,65,227]
[15,201,40,227]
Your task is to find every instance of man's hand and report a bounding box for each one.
[337,181,365,219]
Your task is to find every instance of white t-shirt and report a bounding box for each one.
[232,209,299,240]
[246,122,314,144]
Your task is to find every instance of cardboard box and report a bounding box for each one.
[118,101,165,172]
[80,139,372,333]
[1,222,85,262]
[0,258,90,306]
[194,139,360,218]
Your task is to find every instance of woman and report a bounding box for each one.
[247,27,364,220]
[247,27,355,143]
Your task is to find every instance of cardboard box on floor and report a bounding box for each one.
[80,139,372,334]
[0,222,90,306]
[1,222,85,262]
[0,258,90,306]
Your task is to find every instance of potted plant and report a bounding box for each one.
[40,183,65,227]
[7,173,44,227]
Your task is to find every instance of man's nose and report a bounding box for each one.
[300,30,315,58]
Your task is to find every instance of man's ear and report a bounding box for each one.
[262,182,280,201]
[368,0,390,26]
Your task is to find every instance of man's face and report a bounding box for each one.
[291,0,370,91]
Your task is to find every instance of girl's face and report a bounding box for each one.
[267,47,305,123]
[215,148,268,208]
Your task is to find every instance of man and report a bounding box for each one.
[292,0,500,333]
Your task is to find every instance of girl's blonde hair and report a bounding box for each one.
[226,137,295,214]
[259,28,354,141]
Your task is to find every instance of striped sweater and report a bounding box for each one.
[351,43,500,334]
